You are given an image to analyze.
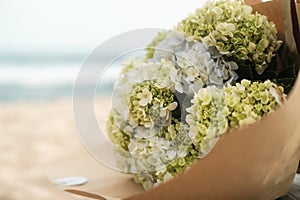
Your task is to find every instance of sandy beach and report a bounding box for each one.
[0,97,111,200]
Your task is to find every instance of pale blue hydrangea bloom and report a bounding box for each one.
[149,31,239,94]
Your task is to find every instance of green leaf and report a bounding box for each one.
[278,67,296,79]
[254,69,278,81]
[236,62,253,80]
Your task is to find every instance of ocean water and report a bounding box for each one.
[0,60,122,102]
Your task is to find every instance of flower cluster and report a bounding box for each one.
[128,81,177,129]
[186,80,285,158]
[147,31,239,93]
[111,60,175,133]
[107,79,284,189]
[105,0,288,190]
[176,0,282,74]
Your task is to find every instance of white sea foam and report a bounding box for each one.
[0,61,122,101]
[0,62,122,88]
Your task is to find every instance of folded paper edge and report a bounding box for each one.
[65,189,106,200]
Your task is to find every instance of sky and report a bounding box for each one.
[0,0,206,56]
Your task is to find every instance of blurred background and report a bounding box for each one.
[0,0,206,199]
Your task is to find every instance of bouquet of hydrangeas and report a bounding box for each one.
[106,0,298,190]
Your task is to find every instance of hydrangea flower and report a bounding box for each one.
[145,31,168,61]
[120,56,144,75]
[147,31,239,93]
[186,80,285,158]
[128,81,177,129]
[176,0,282,74]
[107,118,197,190]
[186,86,228,157]
[112,60,175,130]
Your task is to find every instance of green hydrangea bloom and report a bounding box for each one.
[225,80,284,128]
[128,81,177,128]
[186,86,228,156]
[176,0,282,74]
[106,111,130,151]
[145,31,168,61]
[186,79,285,157]
[120,56,143,75]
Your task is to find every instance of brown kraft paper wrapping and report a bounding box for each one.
[45,1,300,199]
